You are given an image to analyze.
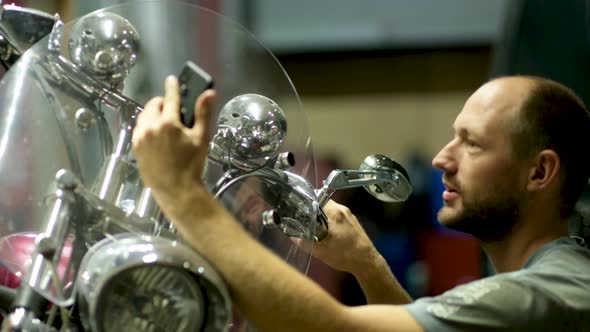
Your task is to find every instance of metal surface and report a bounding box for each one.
[316,154,412,208]
[359,154,412,202]
[67,12,139,87]
[76,234,231,332]
[210,94,288,165]
[0,0,417,329]
[0,4,55,67]
[0,2,315,331]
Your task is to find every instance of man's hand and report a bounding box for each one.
[314,200,413,304]
[313,200,379,275]
[131,76,216,203]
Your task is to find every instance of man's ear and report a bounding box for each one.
[527,149,560,191]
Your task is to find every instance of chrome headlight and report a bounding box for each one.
[76,234,231,332]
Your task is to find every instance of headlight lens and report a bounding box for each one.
[77,234,231,332]
[96,264,205,332]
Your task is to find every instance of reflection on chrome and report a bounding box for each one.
[0,2,412,332]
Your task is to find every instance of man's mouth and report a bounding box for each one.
[442,183,459,201]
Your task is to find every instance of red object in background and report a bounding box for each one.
[0,232,72,326]
[0,233,37,289]
[6,0,24,6]
[0,232,73,290]
[416,229,483,296]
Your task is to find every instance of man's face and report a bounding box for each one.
[234,178,270,236]
[431,78,532,241]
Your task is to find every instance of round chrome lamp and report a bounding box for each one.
[76,234,231,332]
[210,93,288,167]
[67,12,140,87]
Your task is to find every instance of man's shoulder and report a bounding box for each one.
[523,237,590,279]
[404,239,590,331]
[406,273,589,331]
[514,238,590,308]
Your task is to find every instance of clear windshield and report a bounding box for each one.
[0,0,316,303]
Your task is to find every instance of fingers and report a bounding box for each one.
[323,200,345,217]
[133,96,163,147]
[323,200,357,228]
[193,89,217,141]
[324,199,338,209]
[161,75,181,122]
[141,96,164,121]
[133,76,216,149]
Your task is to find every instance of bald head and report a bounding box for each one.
[466,77,536,129]
[489,76,590,216]
[473,76,536,111]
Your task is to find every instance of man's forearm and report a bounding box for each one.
[160,188,350,332]
[353,249,413,305]
[155,186,422,332]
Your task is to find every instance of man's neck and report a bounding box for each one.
[480,211,568,273]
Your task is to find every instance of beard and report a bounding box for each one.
[438,189,522,242]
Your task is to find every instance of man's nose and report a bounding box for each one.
[432,141,456,172]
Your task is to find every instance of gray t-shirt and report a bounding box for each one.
[405,237,590,331]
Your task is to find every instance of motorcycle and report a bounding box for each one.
[0,1,412,331]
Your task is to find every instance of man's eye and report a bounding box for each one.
[464,140,478,148]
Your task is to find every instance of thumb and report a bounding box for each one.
[192,89,217,141]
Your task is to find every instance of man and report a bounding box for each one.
[131,75,590,331]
